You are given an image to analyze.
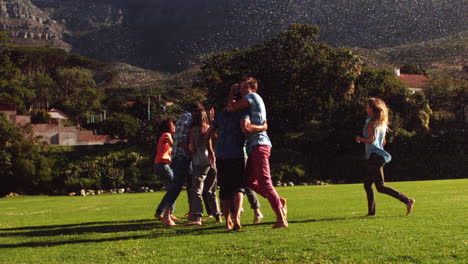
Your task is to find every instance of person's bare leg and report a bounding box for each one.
[221,200,233,229]
[272,207,288,229]
[406,199,416,215]
[280,197,287,219]
[162,207,177,226]
[233,192,244,230]
[253,208,263,224]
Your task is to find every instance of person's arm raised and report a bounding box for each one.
[225,85,250,112]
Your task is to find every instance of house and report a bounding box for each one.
[394,68,429,93]
[48,108,70,120]
[0,106,120,146]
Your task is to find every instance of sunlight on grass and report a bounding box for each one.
[0,179,467,263]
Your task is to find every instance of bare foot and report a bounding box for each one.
[233,216,242,230]
[280,198,288,219]
[162,218,177,227]
[253,212,264,224]
[187,216,206,222]
[155,214,163,220]
[272,221,288,229]
[170,215,181,221]
[225,218,234,230]
[406,199,415,216]
[184,221,202,226]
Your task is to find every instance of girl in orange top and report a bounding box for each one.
[154,120,180,226]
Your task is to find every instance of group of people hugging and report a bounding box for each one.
[153,77,287,229]
[152,76,415,230]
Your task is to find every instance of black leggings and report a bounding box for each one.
[364,154,410,215]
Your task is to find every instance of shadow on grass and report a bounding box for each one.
[0,216,378,249]
[0,219,153,231]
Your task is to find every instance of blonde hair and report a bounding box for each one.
[367,98,389,130]
[242,77,258,91]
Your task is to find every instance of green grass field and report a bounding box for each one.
[0,179,466,264]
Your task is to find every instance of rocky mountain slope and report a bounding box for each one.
[0,0,70,50]
[1,0,466,72]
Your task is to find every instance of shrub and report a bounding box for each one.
[272,164,307,184]
[64,151,150,191]
[31,109,51,124]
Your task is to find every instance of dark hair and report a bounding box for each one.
[191,103,209,133]
[157,119,173,139]
[241,77,258,91]
[184,102,204,113]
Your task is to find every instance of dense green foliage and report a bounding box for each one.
[46,145,155,193]
[64,151,150,191]
[196,24,460,183]
[0,113,52,196]
[101,113,141,141]
[0,26,465,194]
[0,39,108,118]
[0,180,466,263]
[30,109,51,124]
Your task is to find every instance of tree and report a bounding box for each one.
[24,73,56,110]
[424,78,467,130]
[0,36,35,114]
[56,67,104,120]
[104,113,140,141]
[195,24,421,137]
[31,109,51,124]
[0,113,52,195]
[194,24,434,182]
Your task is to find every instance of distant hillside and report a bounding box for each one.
[105,62,201,91]
[354,31,467,78]
[1,0,465,72]
[109,32,468,91]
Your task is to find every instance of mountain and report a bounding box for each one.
[0,0,70,51]
[2,0,466,72]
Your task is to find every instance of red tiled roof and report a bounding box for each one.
[396,74,429,89]
[0,105,16,111]
[121,101,137,107]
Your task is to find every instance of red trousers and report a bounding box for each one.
[246,145,282,212]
